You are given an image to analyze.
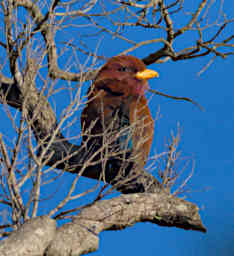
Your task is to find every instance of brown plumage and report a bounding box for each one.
[81,55,158,179]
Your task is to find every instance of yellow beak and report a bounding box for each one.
[135,69,159,80]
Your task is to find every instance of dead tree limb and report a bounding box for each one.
[0,193,206,256]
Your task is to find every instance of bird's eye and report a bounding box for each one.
[118,66,127,72]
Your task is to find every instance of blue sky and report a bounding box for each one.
[0,1,234,255]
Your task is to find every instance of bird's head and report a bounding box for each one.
[94,55,159,96]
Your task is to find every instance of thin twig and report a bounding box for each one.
[148,89,204,111]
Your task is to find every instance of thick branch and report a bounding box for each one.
[0,216,56,256]
[0,193,206,256]
[0,79,162,194]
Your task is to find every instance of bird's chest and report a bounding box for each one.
[85,93,133,151]
[102,96,133,150]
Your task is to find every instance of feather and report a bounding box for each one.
[81,55,158,176]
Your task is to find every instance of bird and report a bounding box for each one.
[81,55,158,183]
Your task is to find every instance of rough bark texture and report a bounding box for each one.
[0,216,56,256]
[0,193,206,256]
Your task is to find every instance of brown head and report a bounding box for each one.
[94,55,159,97]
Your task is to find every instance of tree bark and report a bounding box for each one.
[0,216,56,256]
[0,193,206,256]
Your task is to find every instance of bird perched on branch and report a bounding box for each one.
[81,55,158,182]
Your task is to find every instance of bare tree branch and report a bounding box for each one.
[1,0,232,253]
[0,193,205,256]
